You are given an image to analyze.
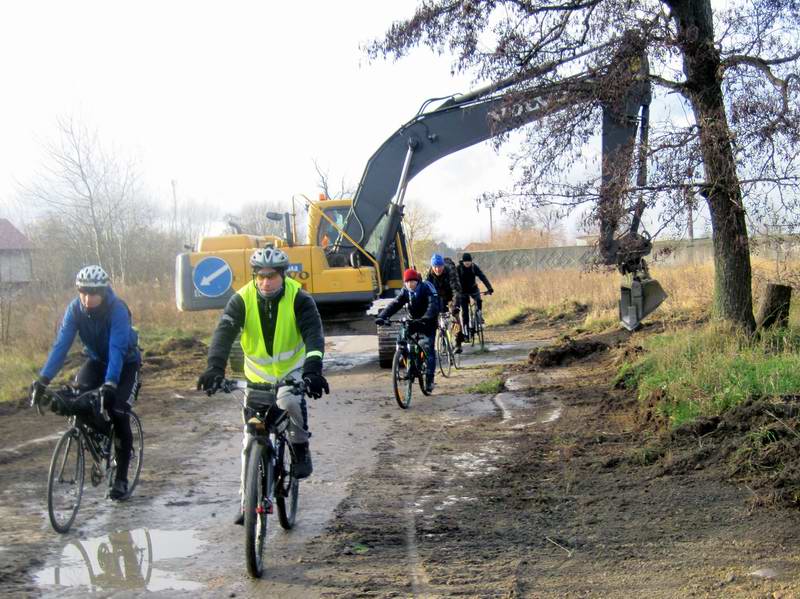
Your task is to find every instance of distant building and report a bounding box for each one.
[0,219,33,291]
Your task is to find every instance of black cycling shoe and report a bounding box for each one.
[292,442,313,479]
[109,479,128,501]
[425,374,435,394]
[234,509,244,526]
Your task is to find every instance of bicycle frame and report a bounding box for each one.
[396,320,427,377]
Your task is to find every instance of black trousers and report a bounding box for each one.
[76,359,140,483]
[459,290,483,335]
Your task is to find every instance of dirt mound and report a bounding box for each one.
[650,397,800,506]
[142,336,207,376]
[146,336,207,356]
[528,336,609,367]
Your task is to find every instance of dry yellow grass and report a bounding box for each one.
[485,257,799,328]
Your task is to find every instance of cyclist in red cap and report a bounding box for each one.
[375,268,439,392]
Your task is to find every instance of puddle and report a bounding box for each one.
[504,373,538,392]
[34,528,205,593]
[493,377,564,426]
[324,335,378,371]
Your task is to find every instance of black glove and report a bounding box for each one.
[375,317,387,326]
[451,307,460,316]
[197,366,225,395]
[30,378,47,414]
[303,373,329,399]
[486,289,494,295]
[99,384,116,420]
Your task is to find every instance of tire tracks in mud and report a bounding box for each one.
[400,392,503,596]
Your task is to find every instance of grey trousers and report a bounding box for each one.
[239,374,308,505]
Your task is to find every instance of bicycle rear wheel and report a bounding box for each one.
[392,349,412,409]
[437,330,452,377]
[244,442,271,578]
[276,438,299,530]
[47,429,85,534]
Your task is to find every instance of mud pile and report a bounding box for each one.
[142,336,207,375]
[528,336,609,367]
[655,396,800,506]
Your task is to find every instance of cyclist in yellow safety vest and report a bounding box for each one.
[197,246,329,525]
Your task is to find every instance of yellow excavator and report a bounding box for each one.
[175,32,666,367]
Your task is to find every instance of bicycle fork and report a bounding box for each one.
[246,439,275,515]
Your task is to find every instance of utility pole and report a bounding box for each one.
[477,196,497,243]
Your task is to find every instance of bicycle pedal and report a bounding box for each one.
[256,502,274,515]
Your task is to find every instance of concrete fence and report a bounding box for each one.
[467,236,800,279]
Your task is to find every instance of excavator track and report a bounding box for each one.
[377,322,400,369]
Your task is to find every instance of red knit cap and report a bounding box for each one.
[403,268,421,282]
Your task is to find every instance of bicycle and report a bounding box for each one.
[216,378,305,578]
[33,385,144,534]
[388,318,431,409]
[436,312,460,376]
[461,291,489,351]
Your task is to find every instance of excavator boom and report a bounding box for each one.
[337,37,665,330]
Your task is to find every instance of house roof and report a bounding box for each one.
[0,219,33,250]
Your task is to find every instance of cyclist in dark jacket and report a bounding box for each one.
[375,268,439,392]
[31,265,141,501]
[456,252,494,349]
[425,254,461,314]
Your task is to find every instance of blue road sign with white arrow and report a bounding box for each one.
[193,257,233,298]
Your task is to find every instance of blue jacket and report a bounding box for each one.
[379,281,439,332]
[40,288,140,385]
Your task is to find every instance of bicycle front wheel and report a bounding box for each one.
[276,438,299,530]
[419,355,431,397]
[47,429,85,534]
[469,305,478,346]
[244,442,272,578]
[437,330,452,378]
[392,349,412,409]
[477,321,485,350]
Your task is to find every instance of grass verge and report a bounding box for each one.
[617,322,800,428]
[466,377,505,394]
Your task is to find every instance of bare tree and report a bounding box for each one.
[368,0,800,332]
[403,197,441,264]
[313,160,355,200]
[22,116,152,284]
[224,201,288,237]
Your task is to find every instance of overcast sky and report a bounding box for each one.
[0,1,547,247]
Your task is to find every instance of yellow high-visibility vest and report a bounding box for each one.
[238,277,306,383]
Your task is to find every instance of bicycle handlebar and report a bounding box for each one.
[31,384,109,421]
[214,377,309,398]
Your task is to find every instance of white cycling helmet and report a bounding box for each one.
[250,246,289,271]
[75,265,110,288]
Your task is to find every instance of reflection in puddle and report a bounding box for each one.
[34,528,204,593]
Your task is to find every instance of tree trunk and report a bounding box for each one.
[666,0,756,333]
[755,283,792,330]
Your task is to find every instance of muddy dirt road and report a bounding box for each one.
[3,323,800,598]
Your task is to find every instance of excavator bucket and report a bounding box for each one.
[619,277,667,331]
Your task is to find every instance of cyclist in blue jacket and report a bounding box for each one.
[30,265,141,500]
[375,268,439,392]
